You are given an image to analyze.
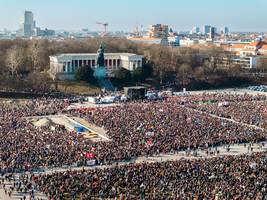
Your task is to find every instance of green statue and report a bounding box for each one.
[96,43,105,67]
[94,43,107,79]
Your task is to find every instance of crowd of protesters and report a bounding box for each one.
[0,93,267,173]
[70,94,267,164]
[0,93,267,199]
[186,100,267,129]
[0,173,44,200]
[174,92,267,104]
[32,152,267,199]
[0,98,77,172]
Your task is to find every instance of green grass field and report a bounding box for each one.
[56,81,101,95]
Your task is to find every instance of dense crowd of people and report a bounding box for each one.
[175,93,267,104]
[0,93,267,199]
[187,100,267,129]
[0,98,78,172]
[0,94,267,172]
[33,152,267,199]
[71,96,267,163]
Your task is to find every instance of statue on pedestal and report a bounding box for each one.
[94,43,107,79]
[96,43,105,67]
[94,43,114,91]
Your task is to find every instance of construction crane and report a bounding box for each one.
[96,22,109,35]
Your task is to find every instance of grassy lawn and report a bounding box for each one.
[56,81,101,95]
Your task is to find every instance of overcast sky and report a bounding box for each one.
[0,0,266,32]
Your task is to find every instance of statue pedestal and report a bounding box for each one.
[93,66,107,79]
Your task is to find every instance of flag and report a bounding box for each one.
[83,152,95,159]
[146,139,153,147]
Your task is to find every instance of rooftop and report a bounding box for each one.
[246,41,261,47]
[260,45,267,50]
[51,53,139,58]
[230,44,246,49]
[127,37,162,41]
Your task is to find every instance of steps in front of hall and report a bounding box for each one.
[97,78,115,92]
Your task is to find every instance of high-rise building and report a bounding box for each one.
[209,27,216,39]
[203,25,211,35]
[224,26,229,36]
[20,11,34,37]
[33,20,36,29]
[192,26,200,34]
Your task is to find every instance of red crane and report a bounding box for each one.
[96,22,109,35]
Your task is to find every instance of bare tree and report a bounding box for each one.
[257,57,267,73]
[178,63,193,86]
[29,40,49,72]
[194,66,205,79]
[6,46,24,77]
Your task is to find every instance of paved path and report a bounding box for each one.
[30,141,267,175]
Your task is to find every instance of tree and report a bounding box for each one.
[142,62,153,78]
[151,46,172,85]
[177,63,193,86]
[6,46,25,77]
[26,72,52,92]
[114,68,132,83]
[133,67,145,82]
[29,40,48,72]
[75,65,96,84]
[194,66,205,79]
[257,57,267,73]
[133,63,153,82]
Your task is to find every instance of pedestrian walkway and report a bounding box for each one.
[35,141,267,175]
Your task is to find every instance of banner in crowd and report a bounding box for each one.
[87,159,96,166]
[83,152,95,159]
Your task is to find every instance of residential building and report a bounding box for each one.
[33,27,55,37]
[259,44,267,55]
[214,55,259,69]
[180,39,199,47]
[127,37,168,45]
[223,41,267,69]
[228,41,265,56]
[167,36,180,47]
[49,53,144,80]
[232,56,260,69]
[148,24,169,39]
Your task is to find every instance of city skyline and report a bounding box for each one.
[0,0,267,32]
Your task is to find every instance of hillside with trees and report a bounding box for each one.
[0,37,266,94]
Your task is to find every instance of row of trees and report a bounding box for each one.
[113,63,153,84]
[0,38,266,92]
[74,63,153,88]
